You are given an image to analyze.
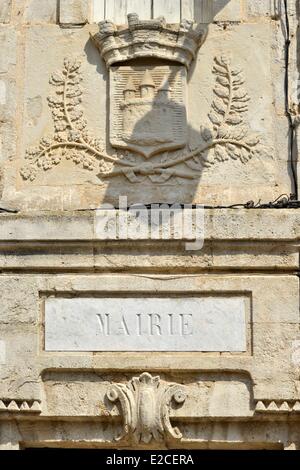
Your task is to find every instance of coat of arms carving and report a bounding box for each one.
[20,14,266,185]
[110,65,187,158]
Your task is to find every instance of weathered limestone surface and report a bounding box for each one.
[0,0,299,451]
[0,209,299,448]
[59,0,89,25]
[0,0,11,23]
[24,0,58,24]
[0,1,295,209]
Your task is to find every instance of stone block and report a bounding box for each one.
[0,27,16,73]
[213,0,243,22]
[59,0,90,25]
[195,0,243,23]
[153,0,181,23]
[92,0,105,22]
[247,0,280,18]
[105,0,152,24]
[0,0,11,24]
[24,0,58,23]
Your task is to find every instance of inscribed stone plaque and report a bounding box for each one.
[45,297,247,352]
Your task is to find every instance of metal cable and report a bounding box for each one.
[283,0,298,199]
[0,207,18,213]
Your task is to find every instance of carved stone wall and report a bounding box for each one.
[0,0,299,452]
[0,210,299,450]
[0,0,296,209]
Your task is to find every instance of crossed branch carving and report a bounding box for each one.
[21,56,265,184]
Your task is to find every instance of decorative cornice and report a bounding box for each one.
[107,372,186,444]
[255,400,300,413]
[0,399,42,413]
[92,14,206,69]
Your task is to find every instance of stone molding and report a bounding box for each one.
[255,400,300,413]
[0,210,298,242]
[0,399,41,413]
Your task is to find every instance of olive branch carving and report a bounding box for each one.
[194,55,261,167]
[21,56,263,183]
[21,58,135,181]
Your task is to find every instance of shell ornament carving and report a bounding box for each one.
[107,372,186,444]
[21,56,265,184]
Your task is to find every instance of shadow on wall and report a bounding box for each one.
[84,4,270,205]
[293,0,300,196]
[83,1,253,205]
[194,0,231,23]
[100,63,212,202]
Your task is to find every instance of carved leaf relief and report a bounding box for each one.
[21,56,265,184]
[107,372,186,444]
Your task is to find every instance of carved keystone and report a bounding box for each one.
[107,372,186,444]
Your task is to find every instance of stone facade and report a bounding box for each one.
[0,0,299,450]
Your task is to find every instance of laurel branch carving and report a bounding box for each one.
[21,56,264,184]
[20,58,124,182]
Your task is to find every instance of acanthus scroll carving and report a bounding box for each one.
[107,372,186,444]
[21,56,266,184]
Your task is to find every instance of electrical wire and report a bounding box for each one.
[114,194,300,210]
[0,207,18,213]
[283,0,298,199]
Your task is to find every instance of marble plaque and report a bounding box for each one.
[44,297,247,352]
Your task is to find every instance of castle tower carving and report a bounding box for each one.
[121,71,175,147]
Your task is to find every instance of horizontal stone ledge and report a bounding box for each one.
[0,209,299,242]
[2,414,300,423]
[3,419,300,450]
[0,258,297,272]
[0,240,298,272]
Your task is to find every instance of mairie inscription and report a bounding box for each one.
[44,297,247,352]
